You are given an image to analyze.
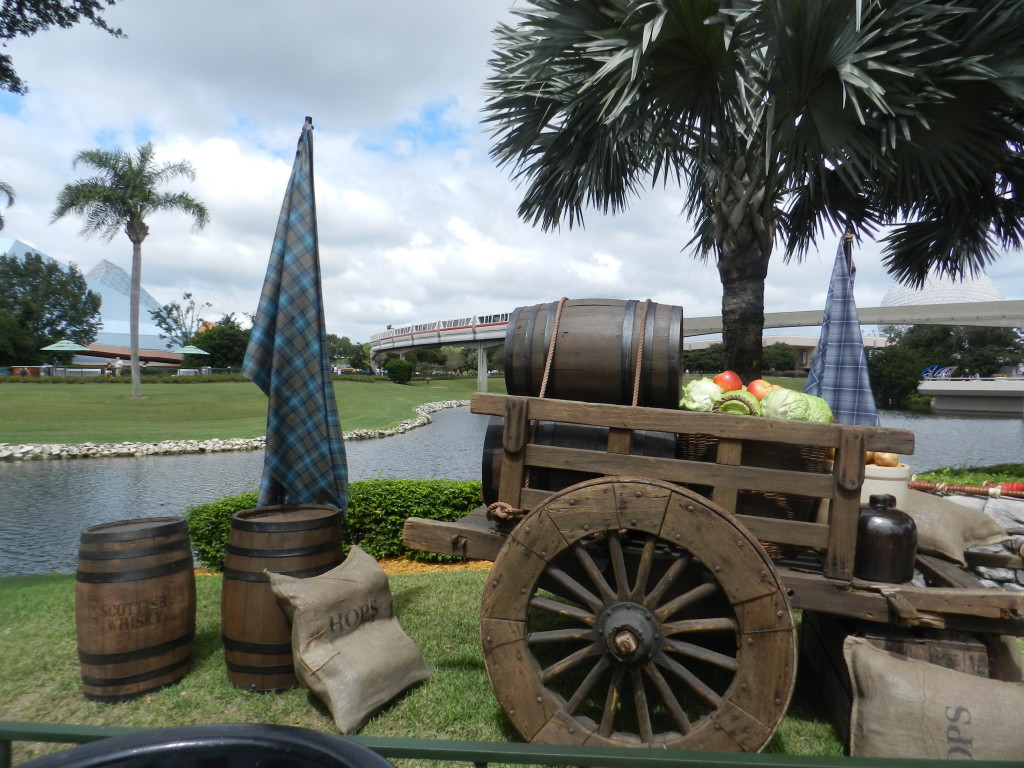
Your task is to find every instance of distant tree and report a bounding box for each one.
[887,324,1024,377]
[0,181,13,230]
[442,346,465,372]
[149,291,211,349]
[53,142,209,397]
[763,342,798,373]
[386,358,415,385]
[0,251,102,365]
[684,344,724,375]
[325,334,358,362]
[0,315,39,365]
[189,314,249,370]
[348,343,369,371]
[408,347,445,369]
[1,1,124,94]
[867,345,929,408]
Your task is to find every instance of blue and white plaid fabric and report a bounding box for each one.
[243,119,348,512]
[804,238,881,427]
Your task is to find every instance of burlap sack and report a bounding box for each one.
[903,489,1010,565]
[269,546,431,734]
[846,635,1024,760]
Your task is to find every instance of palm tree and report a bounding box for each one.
[0,181,14,231]
[53,143,210,397]
[485,0,1024,381]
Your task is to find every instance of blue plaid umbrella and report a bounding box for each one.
[804,236,880,427]
[243,117,348,511]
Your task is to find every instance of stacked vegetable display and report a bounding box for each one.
[680,371,834,423]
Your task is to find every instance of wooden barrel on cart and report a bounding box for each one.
[504,298,684,409]
[481,416,677,506]
[75,516,196,701]
[220,505,343,691]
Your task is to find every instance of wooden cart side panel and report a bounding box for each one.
[469,392,916,584]
[471,393,915,453]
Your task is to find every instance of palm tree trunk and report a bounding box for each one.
[717,220,770,383]
[129,239,143,399]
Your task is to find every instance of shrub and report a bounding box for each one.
[187,491,259,570]
[186,479,481,570]
[386,358,416,385]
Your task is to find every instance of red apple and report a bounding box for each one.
[712,370,743,392]
[746,379,773,401]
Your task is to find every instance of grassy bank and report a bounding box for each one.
[0,572,844,765]
[0,377,503,445]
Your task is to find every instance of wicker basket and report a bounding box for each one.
[676,433,829,523]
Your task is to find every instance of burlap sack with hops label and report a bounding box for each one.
[269,546,431,733]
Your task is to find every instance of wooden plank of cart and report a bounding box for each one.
[402,391,1024,752]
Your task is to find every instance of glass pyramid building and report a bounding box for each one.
[1,237,168,351]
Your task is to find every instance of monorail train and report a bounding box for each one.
[370,312,511,348]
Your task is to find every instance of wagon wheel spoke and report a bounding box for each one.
[528,627,596,645]
[662,617,737,636]
[530,596,596,626]
[655,650,724,709]
[643,661,692,734]
[629,534,658,601]
[654,580,720,623]
[599,665,625,738]
[565,655,610,715]
[540,642,602,684]
[572,540,616,604]
[546,564,605,613]
[630,666,654,743]
[664,638,739,672]
[643,552,691,608]
[606,530,629,600]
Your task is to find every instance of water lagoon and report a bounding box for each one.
[0,407,1019,576]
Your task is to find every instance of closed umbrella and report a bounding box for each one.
[242,117,348,511]
[804,234,880,427]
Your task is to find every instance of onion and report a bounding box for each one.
[872,452,899,467]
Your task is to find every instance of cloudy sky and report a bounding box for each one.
[1,0,1021,345]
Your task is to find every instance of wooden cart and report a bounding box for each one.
[403,392,1024,752]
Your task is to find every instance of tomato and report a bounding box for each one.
[746,379,773,401]
[713,370,743,392]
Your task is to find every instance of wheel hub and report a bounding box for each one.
[597,602,661,663]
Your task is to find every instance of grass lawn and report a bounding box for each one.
[0,377,504,445]
[0,571,845,766]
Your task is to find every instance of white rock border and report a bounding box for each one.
[0,400,471,461]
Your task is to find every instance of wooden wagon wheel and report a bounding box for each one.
[480,476,797,752]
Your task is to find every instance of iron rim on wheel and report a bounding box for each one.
[480,476,797,752]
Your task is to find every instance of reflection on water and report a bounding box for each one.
[0,406,1019,576]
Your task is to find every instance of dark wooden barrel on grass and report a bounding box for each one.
[503,298,684,409]
[75,516,196,701]
[220,505,343,691]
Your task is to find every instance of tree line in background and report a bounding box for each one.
[868,325,1024,407]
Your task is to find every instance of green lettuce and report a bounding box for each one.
[679,378,724,411]
[762,388,833,422]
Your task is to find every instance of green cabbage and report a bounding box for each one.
[713,389,762,416]
[804,394,834,423]
[762,388,834,422]
[679,378,723,411]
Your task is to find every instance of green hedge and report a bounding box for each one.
[186,478,482,571]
